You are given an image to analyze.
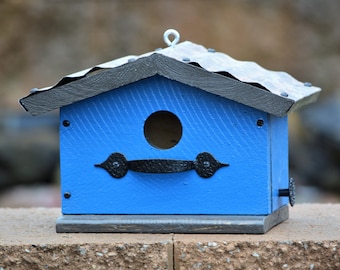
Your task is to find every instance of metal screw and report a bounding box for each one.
[64,192,71,199]
[203,161,211,168]
[257,119,264,127]
[304,82,312,87]
[182,57,190,62]
[207,48,216,53]
[30,88,39,94]
[62,120,70,127]
[280,92,289,97]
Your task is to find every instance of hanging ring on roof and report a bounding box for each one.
[163,29,180,48]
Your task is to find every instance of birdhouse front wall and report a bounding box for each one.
[59,75,287,215]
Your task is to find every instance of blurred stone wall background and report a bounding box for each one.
[0,0,339,206]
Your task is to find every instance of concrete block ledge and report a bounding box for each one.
[0,204,339,270]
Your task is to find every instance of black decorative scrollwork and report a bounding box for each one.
[95,152,228,179]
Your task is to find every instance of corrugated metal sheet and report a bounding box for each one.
[22,40,321,116]
[32,41,320,104]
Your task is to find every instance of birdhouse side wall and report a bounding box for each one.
[270,115,289,211]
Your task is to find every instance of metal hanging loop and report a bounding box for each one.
[163,29,180,48]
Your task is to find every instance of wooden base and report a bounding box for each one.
[56,205,288,234]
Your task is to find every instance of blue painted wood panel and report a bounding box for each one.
[270,115,289,210]
[60,75,272,215]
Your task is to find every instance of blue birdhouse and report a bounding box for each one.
[19,30,321,233]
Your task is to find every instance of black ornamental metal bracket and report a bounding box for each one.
[95,152,229,179]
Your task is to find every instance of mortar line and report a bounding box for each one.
[172,233,175,270]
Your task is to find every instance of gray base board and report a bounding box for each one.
[56,205,288,234]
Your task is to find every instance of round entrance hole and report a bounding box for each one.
[144,111,182,149]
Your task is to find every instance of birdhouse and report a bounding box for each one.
[19,30,321,234]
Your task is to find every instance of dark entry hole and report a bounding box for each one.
[144,111,182,149]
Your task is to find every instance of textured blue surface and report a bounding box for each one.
[60,75,287,215]
[270,115,289,210]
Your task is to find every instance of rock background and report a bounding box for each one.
[0,0,339,205]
